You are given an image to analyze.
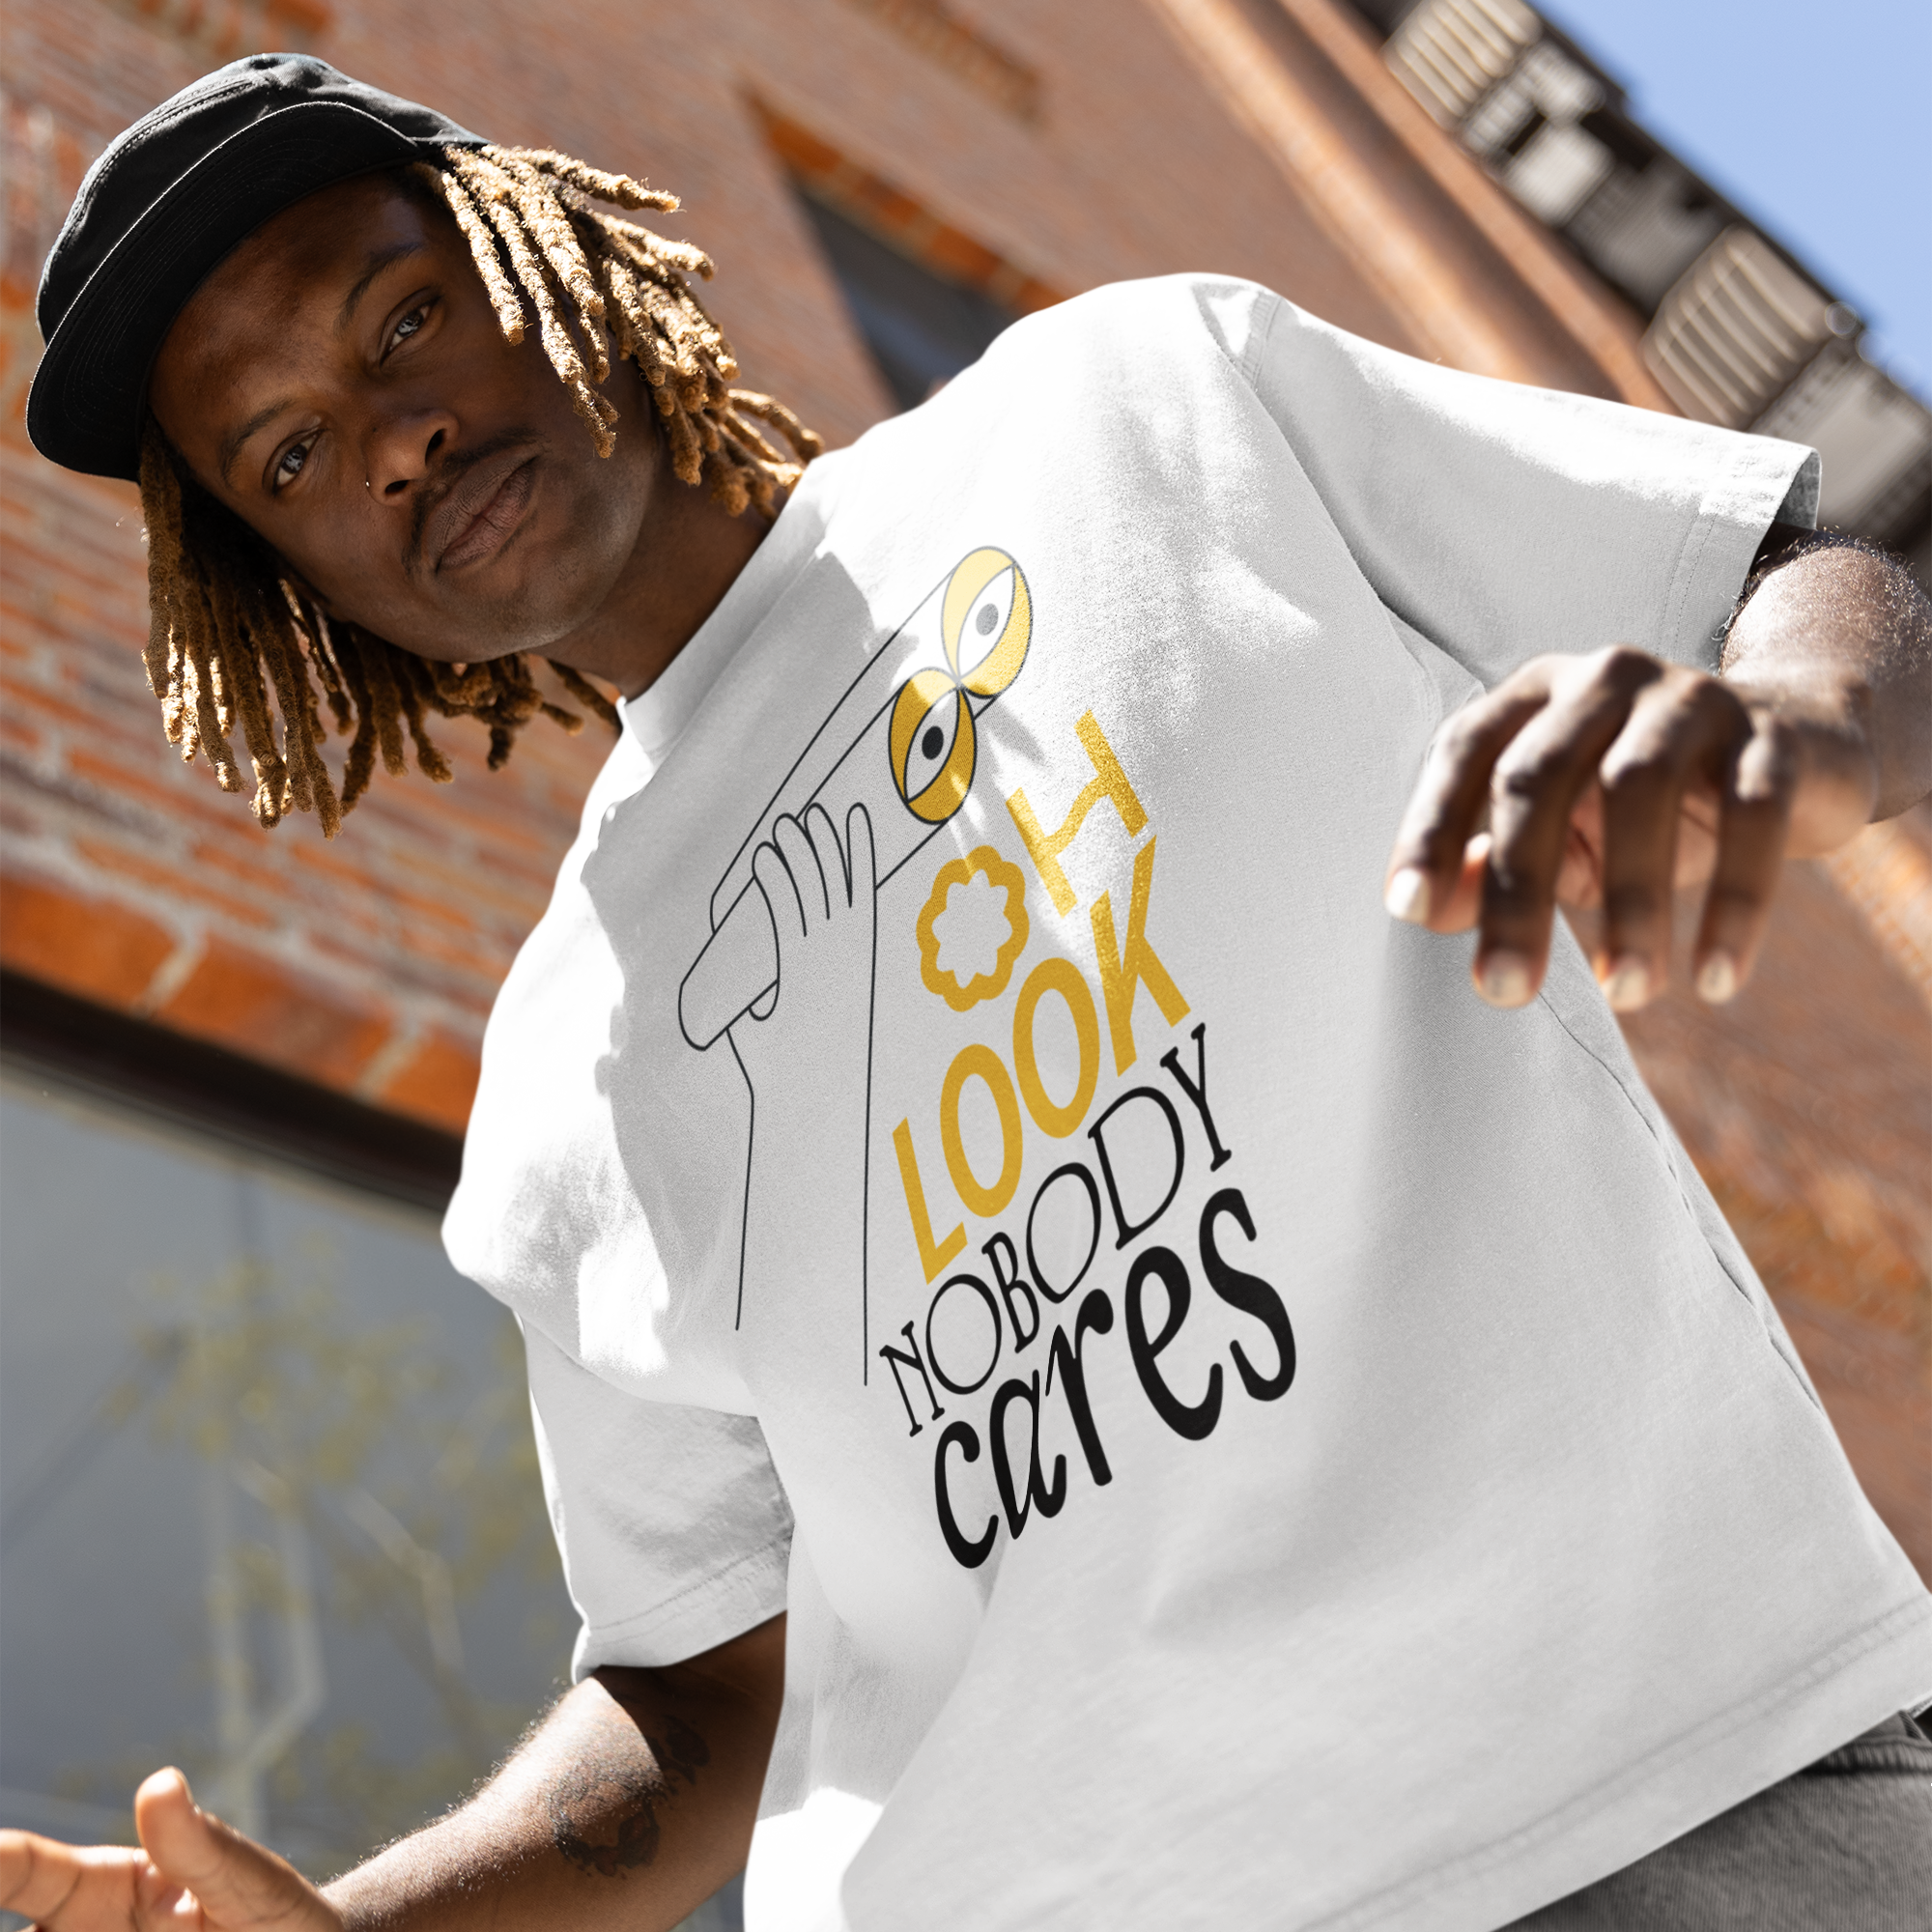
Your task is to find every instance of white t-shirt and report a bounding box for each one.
[444,277,1929,1932]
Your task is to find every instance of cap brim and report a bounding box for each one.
[27,100,468,481]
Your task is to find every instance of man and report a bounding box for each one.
[4,52,1929,1932]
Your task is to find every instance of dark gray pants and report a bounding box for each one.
[1505,1714,1932,1930]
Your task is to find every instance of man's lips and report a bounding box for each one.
[429,450,539,573]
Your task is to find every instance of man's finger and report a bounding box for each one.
[1690,713,1797,1003]
[134,1769,332,1929]
[753,825,809,946]
[1592,678,1741,1009]
[844,803,877,908]
[802,802,849,908]
[1473,659,1648,1005]
[1384,670,1551,929]
[773,811,831,925]
[0,1828,142,1929]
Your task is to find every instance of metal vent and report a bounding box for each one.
[1503,120,1612,227]
[1754,345,1932,534]
[1642,228,1833,428]
[1564,157,1724,312]
[1386,0,1540,128]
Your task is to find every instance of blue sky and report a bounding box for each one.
[1544,0,1930,395]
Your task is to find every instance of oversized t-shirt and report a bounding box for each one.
[443,277,1931,1932]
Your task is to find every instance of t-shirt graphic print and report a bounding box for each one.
[445,277,1932,1932]
[670,531,1294,1577]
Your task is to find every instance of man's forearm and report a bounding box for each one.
[1722,535,1932,846]
[327,1619,783,1932]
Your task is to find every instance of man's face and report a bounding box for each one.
[149,170,660,664]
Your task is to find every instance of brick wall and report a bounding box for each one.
[1,0,1449,1129]
[1,0,1924,1571]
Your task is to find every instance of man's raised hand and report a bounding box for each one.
[0,1769,339,1932]
[1381,538,1932,1011]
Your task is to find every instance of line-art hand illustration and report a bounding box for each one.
[679,548,1033,1051]
[680,548,1033,1349]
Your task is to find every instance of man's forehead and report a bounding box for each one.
[189,173,432,330]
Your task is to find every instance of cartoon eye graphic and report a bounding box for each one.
[891,668,977,823]
[967,565,1014,647]
[943,550,1031,698]
[886,548,1031,827]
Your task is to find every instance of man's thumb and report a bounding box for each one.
[134,1769,332,1927]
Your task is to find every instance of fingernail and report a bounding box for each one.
[1477,951,1534,1008]
[1383,867,1432,924]
[1695,950,1738,1004]
[1602,955,1651,1011]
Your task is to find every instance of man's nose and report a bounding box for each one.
[364,408,461,500]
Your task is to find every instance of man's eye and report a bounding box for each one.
[389,302,432,350]
[273,441,312,489]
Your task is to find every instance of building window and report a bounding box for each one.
[0,1058,570,1865]
[796,190,1019,411]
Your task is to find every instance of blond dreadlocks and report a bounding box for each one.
[139,144,823,837]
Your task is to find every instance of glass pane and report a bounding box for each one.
[0,1066,571,1872]
[798,193,1015,411]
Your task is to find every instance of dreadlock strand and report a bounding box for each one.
[415,162,525,345]
[386,651,456,783]
[178,617,230,785]
[600,216,713,280]
[248,584,339,828]
[515,147,679,213]
[294,591,355,734]
[590,249,644,365]
[189,552,270,804]
[423,658,501,710]
[196,523,272,752]
[486,149,610,380]
[349,628,412,778]
[138,425,189,699]
[718,408,785,471]
[730,389,824,463]
[134,423,210,761]
[450,151,613,451]
[546,660,621,729]
[664,405,704,484]
[448,151,577,360]
[477,653,542,769]
[717,428,781,509]
[332,624,382,811]
[709,459,753,517]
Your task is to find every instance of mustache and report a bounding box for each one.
[405,430,541,576]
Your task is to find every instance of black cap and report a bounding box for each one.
[28,53,484,482]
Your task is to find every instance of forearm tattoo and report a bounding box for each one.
[544,1702,712,1877]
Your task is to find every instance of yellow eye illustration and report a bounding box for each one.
[942,548,1031,697]
[886,548,1032,828]
[891,668,977,823]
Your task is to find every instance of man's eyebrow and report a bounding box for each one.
[336,240,427,335]
[219,397,298,484]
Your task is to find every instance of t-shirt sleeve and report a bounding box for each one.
[1239,290,1820,688]
[523,1321,793,1679]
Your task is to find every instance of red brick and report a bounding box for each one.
[376,1032,484,1136]
[73,836,277,932]
[0,874,176,1006]
[156,936,393,1090]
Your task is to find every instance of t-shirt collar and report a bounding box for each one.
[615,479,827,769]
[617,605,747,767]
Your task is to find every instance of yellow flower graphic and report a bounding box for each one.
[917,845,1030,1011]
